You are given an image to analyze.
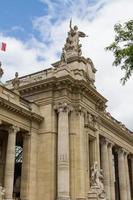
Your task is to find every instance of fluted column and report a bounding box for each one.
[124,151,131,200]
[108,142,115,200]
[55,102,71,200]
[100,137,110,199]
[4,126,19,200]
[117,148,127,200]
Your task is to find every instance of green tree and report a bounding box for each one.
[106,20,133,84]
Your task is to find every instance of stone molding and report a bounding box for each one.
[0,96,43,123]
[100,113,133,142]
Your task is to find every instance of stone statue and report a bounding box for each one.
[0,185,5,200]
[64,19,88,58]
[90,161,106,199]
[12,72,20,90]
[60,47,67,64]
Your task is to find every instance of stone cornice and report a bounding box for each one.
[19,75,107,108]
[0,96,43,123]
[99,113,133,142]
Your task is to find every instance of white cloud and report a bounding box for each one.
[0,0,133,130]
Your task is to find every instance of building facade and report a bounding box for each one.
[0,23,133,200]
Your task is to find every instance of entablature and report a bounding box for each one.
[0,85,43,123]
[99,113,133,145]
[17,75,107,110]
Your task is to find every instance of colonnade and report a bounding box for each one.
[100,137,132,200]
[0,125,34,200]
[54,102,133,200]
[55,103,133,200]
[1,103,133,200]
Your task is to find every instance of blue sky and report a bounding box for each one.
[0,0,133,130]
[0,0,105,41]
[0,0,45,41]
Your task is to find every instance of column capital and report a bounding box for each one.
[76,106,86,114]
[54,102,72,113]
[8,125,20,134]
[107,140,114,149]
[100,137,108,145]
[116,147,129,156]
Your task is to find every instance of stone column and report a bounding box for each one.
[20,134,30,200]
[55,102,71,200]
[4,126,19,200]
[100,137,110,199]
[117,148,127,200]
[108,142,115,200]
[124,152,131,200]
[76,108,86,199]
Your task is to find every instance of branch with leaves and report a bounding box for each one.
[105,20,133,84]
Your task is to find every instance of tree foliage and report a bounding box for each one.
[106,20,133,84]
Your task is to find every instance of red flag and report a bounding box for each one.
[0,42,7,51]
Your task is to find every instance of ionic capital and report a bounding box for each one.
[54,102,72,113]
[8,125,20,134]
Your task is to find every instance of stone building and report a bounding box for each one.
[0,23,133,200]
